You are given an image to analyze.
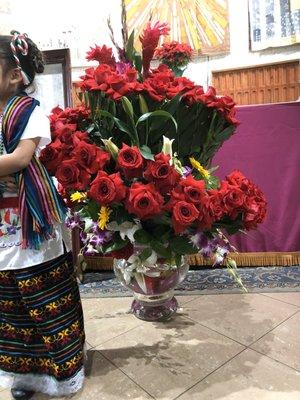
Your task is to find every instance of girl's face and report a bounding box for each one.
[0,61,22,106]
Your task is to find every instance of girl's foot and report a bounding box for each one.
[11,389,35,400]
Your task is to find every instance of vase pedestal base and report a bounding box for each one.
[131,294,178,322]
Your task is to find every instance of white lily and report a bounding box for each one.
[162,136,174,164]
[128,250,158,270]
[101,137,119,159]
[107,221,141,243]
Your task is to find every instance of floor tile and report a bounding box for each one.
[69,350,153,400]
[82,297,133,320]
[96,315,244,400]
[261,292,300,307]
[183,293,298,345]
[251,312,300,371]
[84,311,142,348]
[176,348,300,400]
[177,295,197,306]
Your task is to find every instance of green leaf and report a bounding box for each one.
[139,247,152,262]
[102,235,128,254]
[175,254,182,267]
[125,30,135,61]
[161,94,182,115]
[170,236,198,255]
[134,229,152,244]
[121,96,134,123]
[136,110,178,132]
[139,94,149,114]
[139,145,154,160]
[151,240,171,259]
[133,53,142,73]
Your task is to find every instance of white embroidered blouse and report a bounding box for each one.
[0,106,71,270]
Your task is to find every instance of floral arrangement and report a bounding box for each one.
[155,41,193,76]
[40,21,266,287]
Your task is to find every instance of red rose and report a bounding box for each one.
[126,182,164,219]
[106,73,131,100]
[197,205,215,230]
[225,107,240,126]
[178,175,206,204]
[40,141,63,175]
[226,170,249,189]
[166,77,194,99]
[183,85,205,106]
[172,201,199,233]
[56,159,91,191]
[219,181,246,218]
[207,189,226,221]
[144,152,180,194]
[72,142,110,174]
[143,72,173,102]
[89,171,126,205]
[94,64,113,88]
[73,131,89,143]
[117,144,144,179]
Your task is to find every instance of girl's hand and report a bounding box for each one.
[0,176,17,192]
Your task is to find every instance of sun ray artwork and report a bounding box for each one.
[124,0,230,55]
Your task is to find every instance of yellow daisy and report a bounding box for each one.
[70,192,87,202]
[98,206,112,230]
[189,157,210,180]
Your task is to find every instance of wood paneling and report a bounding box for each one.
[212,61,300,105]
[72,82,82,107]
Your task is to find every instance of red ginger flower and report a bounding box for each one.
[86,45,116,67]
[139,21,170,78]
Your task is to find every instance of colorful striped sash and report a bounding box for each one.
[1,94,66,249]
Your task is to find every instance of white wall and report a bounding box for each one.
[1,0,299,86]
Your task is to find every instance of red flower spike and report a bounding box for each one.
[140,21,170,78]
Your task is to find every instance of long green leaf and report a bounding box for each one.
[125,30,135,61]
[136,110,178,131]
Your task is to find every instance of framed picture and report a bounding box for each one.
[34,49,72,114]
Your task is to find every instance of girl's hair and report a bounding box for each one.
[0,30,44,90]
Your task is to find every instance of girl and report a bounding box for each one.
[0,32,85,399]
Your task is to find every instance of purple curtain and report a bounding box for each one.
[213,102,300,252]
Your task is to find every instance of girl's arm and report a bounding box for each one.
[0,138,40,176]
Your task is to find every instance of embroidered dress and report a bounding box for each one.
[0,97,85,396]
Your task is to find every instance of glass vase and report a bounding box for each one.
[114,255,189,322]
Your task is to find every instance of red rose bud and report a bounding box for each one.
[172,201,199,233]
[89,171,126,205]
[126,182,164,220]
[117,144,144,179]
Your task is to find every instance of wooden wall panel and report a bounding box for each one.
[212,61,300,105]
[72,82,82,107]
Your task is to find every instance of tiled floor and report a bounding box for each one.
[1,292,300,400]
